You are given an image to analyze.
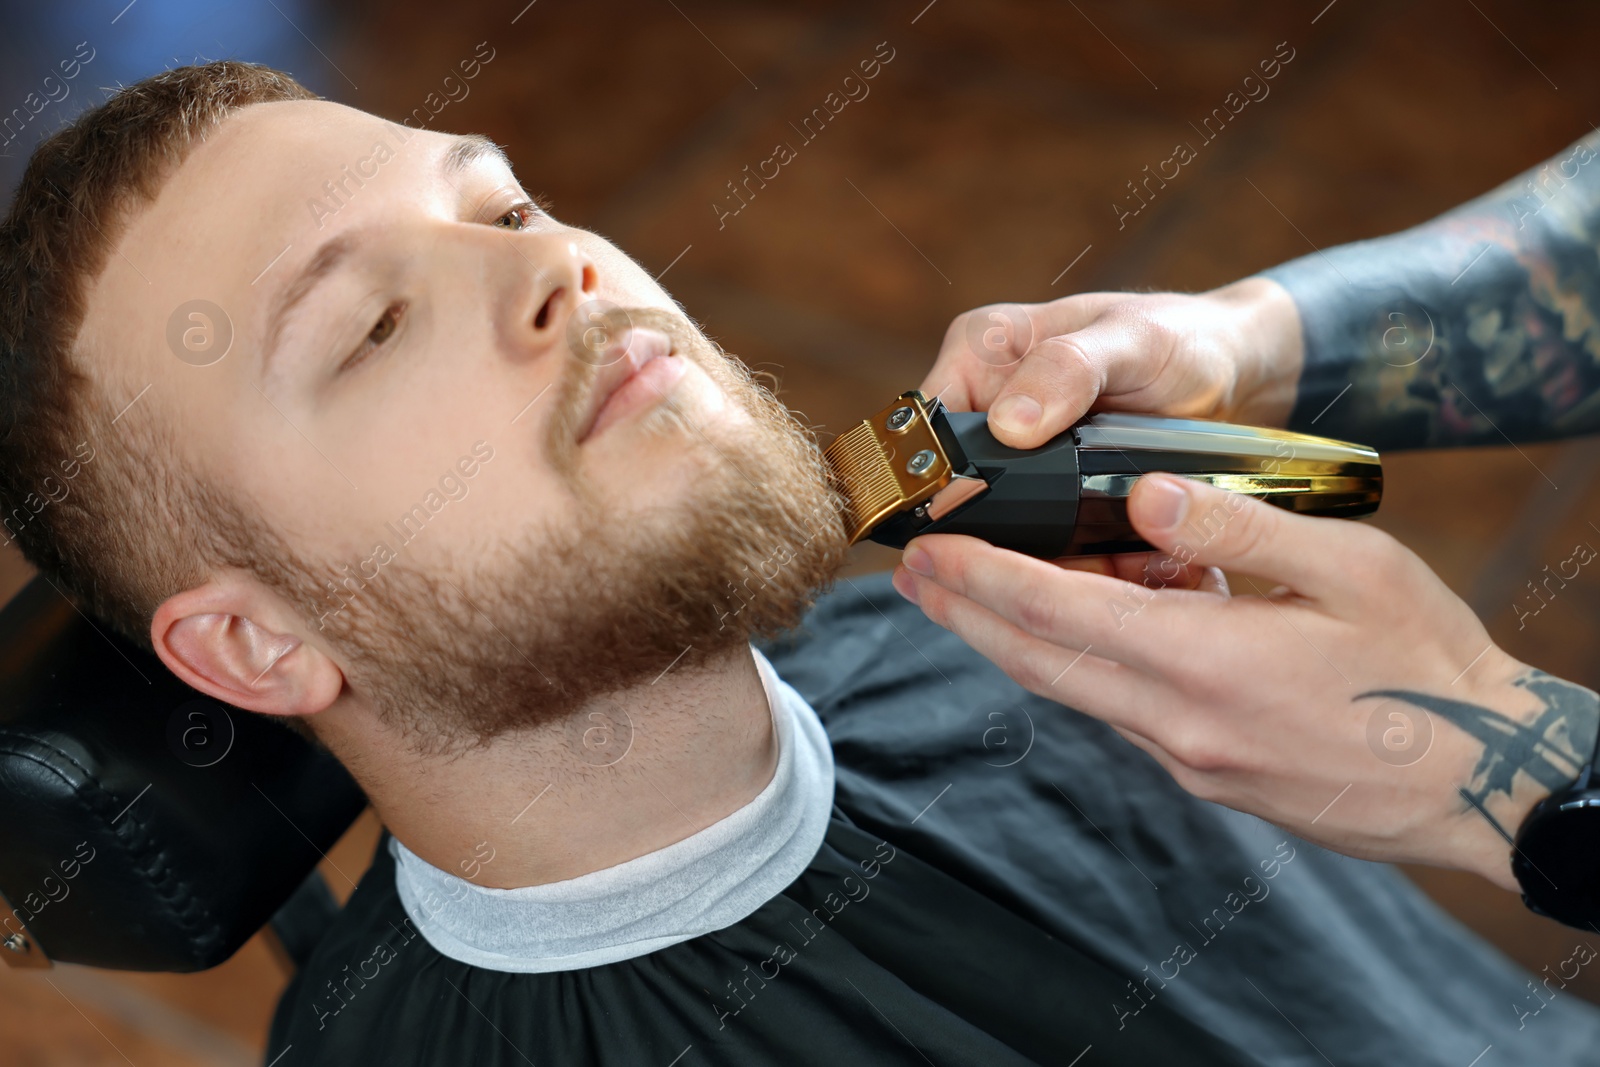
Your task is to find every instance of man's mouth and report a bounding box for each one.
[575,330,687,444]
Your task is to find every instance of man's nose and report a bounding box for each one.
[504,235,599,357]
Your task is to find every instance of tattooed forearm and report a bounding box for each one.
[1261,129,1600,451]
[1362,670,1600,837]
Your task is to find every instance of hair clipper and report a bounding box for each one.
[822,389,1383,558]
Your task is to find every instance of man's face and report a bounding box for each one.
[81,99,850,754]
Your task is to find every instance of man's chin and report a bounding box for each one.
[325,360,850,756]
[343,484,848,757]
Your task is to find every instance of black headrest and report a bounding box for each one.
[0,574,367,971]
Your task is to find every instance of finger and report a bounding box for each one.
[901,534,1221,672]
[1052,552,1208,590]
[984,307,1177,449]
[1126,472,1369,597]
[1134,552,1209,590]
[891,564,1167,728]
[917,307,1027,414]
[1051,555,1121,578]
[918,294,1126,417]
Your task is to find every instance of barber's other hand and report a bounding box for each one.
[920,278,1303,449]
[891,475,1600,892]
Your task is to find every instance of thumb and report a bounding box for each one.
[1126,472,1342,594]
[985,310,1158,450]
[986,331,1111,450]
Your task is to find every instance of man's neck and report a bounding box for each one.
[315,643,778,889]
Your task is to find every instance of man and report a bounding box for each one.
[1,61,1595,1065]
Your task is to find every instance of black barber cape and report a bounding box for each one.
[268,572,1600,1065]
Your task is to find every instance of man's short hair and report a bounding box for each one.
[0,61,316,654]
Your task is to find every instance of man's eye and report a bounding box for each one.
[490,196,555,230]
[340,302,406,373]
[491,200,546,230]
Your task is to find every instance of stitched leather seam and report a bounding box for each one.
[0,734,224,958]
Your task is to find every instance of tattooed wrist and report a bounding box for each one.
[1359,669,1600,882]
[1262,129,1600,451]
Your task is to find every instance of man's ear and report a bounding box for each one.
[150,575,344,720]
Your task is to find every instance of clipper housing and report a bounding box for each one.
[822,390,1383,558]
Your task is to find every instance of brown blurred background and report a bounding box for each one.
[3,0,1600,1062]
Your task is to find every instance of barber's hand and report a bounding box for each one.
[920,277,1303,450]
[891,475,1600,892]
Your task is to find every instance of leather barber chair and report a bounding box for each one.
[0,573,367,975]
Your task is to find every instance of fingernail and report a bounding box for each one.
[991,394,1041,436]
[892,567,920,604]
[903,542,934,577]
[1142,474,1189,531]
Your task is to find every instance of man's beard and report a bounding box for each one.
[255,307,852,758]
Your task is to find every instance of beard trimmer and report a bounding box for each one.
[822,389,1383,558]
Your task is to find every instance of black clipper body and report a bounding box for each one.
[823,390,1383,559]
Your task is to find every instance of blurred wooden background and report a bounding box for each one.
[3,0,1600,1061]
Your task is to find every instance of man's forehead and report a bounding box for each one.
[216,98,424,164]
[166,100,452,222]
[176,101,474,223]
[92,101,469,322]
[75,99,496,412]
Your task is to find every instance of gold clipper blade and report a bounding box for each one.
[823,391,955,544]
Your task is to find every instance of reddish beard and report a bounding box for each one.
[261,306,852,757]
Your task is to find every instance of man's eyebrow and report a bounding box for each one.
[442,132,514,177]
[260,232,358,386]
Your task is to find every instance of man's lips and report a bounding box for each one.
[575,328,685,444]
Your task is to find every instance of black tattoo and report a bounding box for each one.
[1456,787,1514,846]
[1263,129,1600,451]
[1362,671,1600,822]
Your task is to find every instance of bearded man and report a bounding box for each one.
[1,61,1594,1066]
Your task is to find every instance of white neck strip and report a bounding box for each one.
[388,645,836,973]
